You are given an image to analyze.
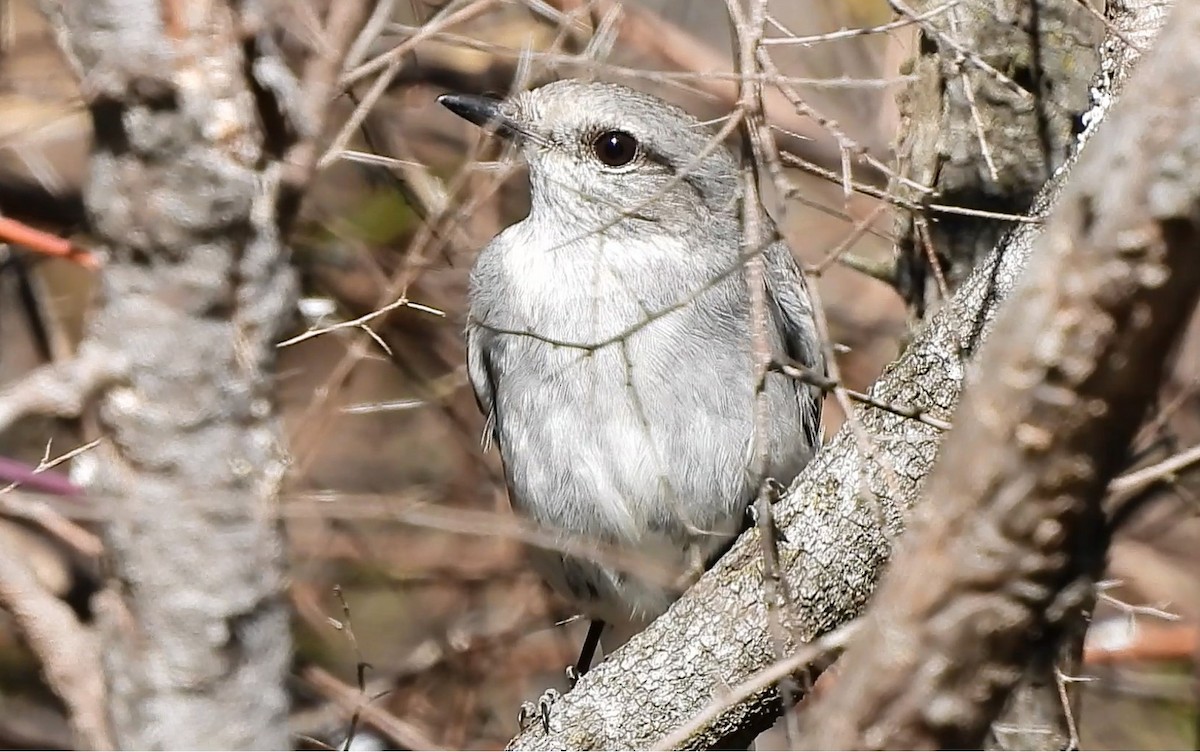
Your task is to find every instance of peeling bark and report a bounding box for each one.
[892,0,1101,318]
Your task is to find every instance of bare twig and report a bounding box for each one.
[0,437,96,497]
[344,0,396,71]
[773,361,952,431]
[301,666,442,751]
[281,0,374,203]
[276,295,445,348]
[340,0,498,86]
[755,46,930,197]
[726,0,804,745]
[0,216,99,269]
[0,489,103,558]
[889,0,1036,102]
[1107,442,1200,500]
[0,439,104,558]
[763,1,960,46]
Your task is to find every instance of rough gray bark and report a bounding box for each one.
[801,0,1200,743]
[892,0,1101,318]
[890,2,1101,745]
[27,2,364,747]
[43,3,294,747]
[504,1,1166,749]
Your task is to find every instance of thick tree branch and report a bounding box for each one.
[504,1,1165,749]
[0,545,110,749]
[801,0,1200,745]
[890,1,1102,744]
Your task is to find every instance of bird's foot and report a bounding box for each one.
[764,477,787,501]
[517,688,561,734]
[565,664,580,688]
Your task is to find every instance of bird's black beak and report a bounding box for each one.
[438,93,522,140]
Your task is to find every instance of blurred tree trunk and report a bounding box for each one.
[35,1,364,747]
[801,0,1200,743]
[887,2,1102,747]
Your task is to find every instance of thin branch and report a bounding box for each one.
[0,347,124,437]
[762,1,960,46]
[280,0,375,207]
[340,0,498,86]
[276,296,445,348]
[773,361,953,431]
[889,0,1036,102]
[0,439,104,558]
[301,666,442,751]
[343,0,395,71]
[1107,441,1200,500]
[0,216,99,269]
[726,0,805,746]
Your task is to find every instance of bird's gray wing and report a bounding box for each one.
[763,240,825,450]
[465,319,499,452]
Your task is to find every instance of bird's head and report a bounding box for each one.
[439,80,740,235]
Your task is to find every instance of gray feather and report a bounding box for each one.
[458,80,825,641]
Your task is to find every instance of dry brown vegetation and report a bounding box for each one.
[0,0,1197,749]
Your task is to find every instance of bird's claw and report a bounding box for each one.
[565,664,579,688]
[538,688,560,731]
[764,477,787,500]
[517,701,537,733]
[517,688,561,734]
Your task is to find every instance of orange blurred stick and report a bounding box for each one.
[808,622,1198,700]
[1086,622,1198,665]
[0,216,99,270]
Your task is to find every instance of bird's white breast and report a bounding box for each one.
[472,217,793,622]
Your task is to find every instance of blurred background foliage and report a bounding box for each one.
[0,0,1195,748]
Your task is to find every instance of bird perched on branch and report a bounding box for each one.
[440,79,824,730]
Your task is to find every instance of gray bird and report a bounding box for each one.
[440,79,824,696]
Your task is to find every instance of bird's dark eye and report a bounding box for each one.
[591,130,639,167]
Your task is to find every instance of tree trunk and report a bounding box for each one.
[41,2,303,747]
[892,0,1100,319]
